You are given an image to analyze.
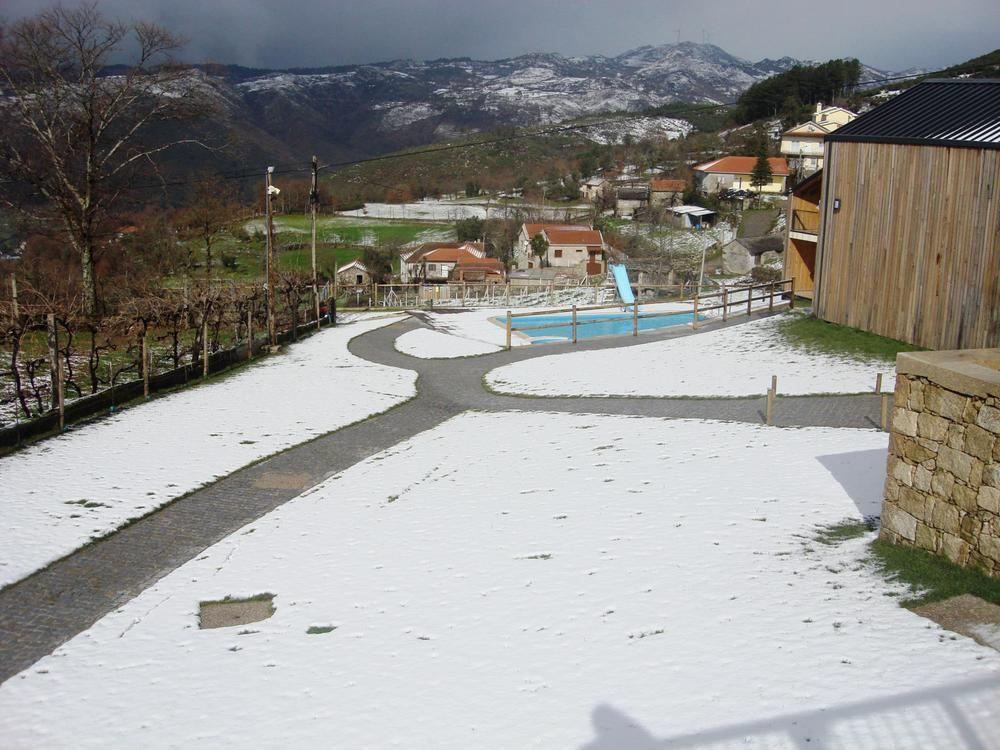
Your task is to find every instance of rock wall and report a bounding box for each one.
[880,350,1000,575]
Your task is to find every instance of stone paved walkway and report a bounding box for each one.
[0,311,886,682]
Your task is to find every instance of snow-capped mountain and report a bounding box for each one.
[176,43,907,173]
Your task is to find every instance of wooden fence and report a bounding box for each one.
[504,278,795,348]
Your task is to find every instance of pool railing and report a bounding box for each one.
[504,278,795,349]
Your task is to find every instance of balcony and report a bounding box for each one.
[791,208,820,234]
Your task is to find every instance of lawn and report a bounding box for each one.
[779,311,924,363]
[870,539,1000,608]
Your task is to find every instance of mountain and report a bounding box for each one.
[188,43,911,165]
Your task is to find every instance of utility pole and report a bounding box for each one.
[310,155,321,330]
[265,166,277,346]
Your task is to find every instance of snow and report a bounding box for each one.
[0,315,416,590]
[2,411,997,748]
[582,115,692,145]
[395,328,502,358]
[338,199,590,222]
[486,314,897,398]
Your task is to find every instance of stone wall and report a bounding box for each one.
[880,349,1000,575]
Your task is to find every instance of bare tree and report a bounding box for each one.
[0,4,212,314]
[178,177,240,277]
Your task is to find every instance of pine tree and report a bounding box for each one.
[750,130,773,192]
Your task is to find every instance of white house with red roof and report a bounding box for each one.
[516,223,608,277]
[400,241,485,283]
[693,156,790,194]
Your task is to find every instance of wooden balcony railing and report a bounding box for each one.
[791,209,820,233]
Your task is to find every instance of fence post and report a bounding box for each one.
[46,313,58,410]
[632,299,638,337]
[747,284,753,317]
[56,348,65,431]
[202,319,209,378]
[769,282,775,312]
[692,293,699,330]
[594,284,599,304]
[548,281,553,305]
[314,284,321,331]
[766,386,775,426]
[881,393,890,431]
[875,373,883,393]
[247,307,253,360]
[721,287,728,322]
[505,310,512,350]
[572,305,578,344]
[771,374,778,396]
[505,283,510,307]
[789,277,796,309]
[142,333,150,398]
[10,274,18,318]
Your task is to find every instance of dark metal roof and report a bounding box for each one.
[827,79,1000,150]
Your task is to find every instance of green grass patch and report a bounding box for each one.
[306,624,338,635]
[814,519,875,545]
[779,311,923,363]
[870,539,1000,607]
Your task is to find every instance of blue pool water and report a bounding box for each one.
[497,311,700,343]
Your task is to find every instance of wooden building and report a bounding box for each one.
[782,170,822,299]
[811,79,1000,350]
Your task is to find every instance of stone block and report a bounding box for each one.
[981,535,1000,564]
[898,486,929,520]
[892,460,915,486]
[908,380,925,412]
[941,533,970,565]
[977,405,1000,435]
[925,385,968,421]
[946,424,967,450]
[893,408,919,438]
[894,376,911,408]
[954,484,979,513]
[884,479,899,501]
[931,501,961,535]
[913,465,932,492]
[960,513,982,543]
[965,425,997,462]
[970,460,984,489]
[915,522,938,550]
[917,413,949,442]
[937,446,974,482]
[979,485,1000,515]
[882,503,917,541]
[984,463,1000,489]
[898,436,937,464]
[930,470,955,499]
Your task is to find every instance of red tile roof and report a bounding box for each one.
[456,257,504,269]
[420,247,484,263]
[649,179,686,192]
[543,228,604,246]
[694,156,789,176]
[404,241,484,263]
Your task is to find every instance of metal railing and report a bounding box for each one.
[504,278,796,348]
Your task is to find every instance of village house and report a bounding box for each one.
[335,259,371,287]
[614,182,649,218]
[722,236,784,275]
[803,79,999,350]
[780,103,858,176]
[693,156,790,195]
[782,169,823,299]
[580,176,608,201]
[649,178,686,207]
[515,223,608,277]
[399,241,485,283]
[450,256,506,283]
[666,205,717,229]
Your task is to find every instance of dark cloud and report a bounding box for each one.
[3,0,997,72]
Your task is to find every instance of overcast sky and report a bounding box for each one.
[4,0,997,72]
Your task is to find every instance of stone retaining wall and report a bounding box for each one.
[880,349,1000,575]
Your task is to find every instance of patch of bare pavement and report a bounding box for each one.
[915,595,1000,652]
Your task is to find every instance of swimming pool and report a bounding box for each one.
[497,311,700,343]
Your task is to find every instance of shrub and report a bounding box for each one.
[750,265,782,283]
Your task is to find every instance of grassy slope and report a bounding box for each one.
[779,311,923,363]
[871,539,1000,607]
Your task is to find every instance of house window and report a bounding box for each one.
[554,249,563,258]
[356,274,363,284]
[427,263,437,272]
[577,248,583,253]
[528,261,533,268]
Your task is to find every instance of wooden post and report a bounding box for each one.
[311,155,321,331]
[265,167,277,346]
[247,306,253,360]
[721,287,728,322]
[692,293,699,330]
[747,284,753,317]
[766,387,775,426]
[10,275,18,318]
[142,333,150,398]
[771,374,778,396]
[881,393,890,431]
[572,305,578,344]
[769,282,775,312]
[875,372,883,394]
[789,277,796,309]
[202,319,209,378]
[56,350,65,430]
[46,313,58,410]
[505,283,510,307]
[505,310,512,350]
[632,300,638,337]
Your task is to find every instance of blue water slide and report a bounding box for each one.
[609,264,636,307]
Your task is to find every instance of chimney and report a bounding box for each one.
[815,102,823,115]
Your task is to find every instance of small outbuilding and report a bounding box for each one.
[668,205,717,229]
[722,236,784,275]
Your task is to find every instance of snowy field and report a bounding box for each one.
[395,327,502,358]
[486,314,896,398]
[339,199,590,222]
[0,315,415,590]
[2,411,998,748]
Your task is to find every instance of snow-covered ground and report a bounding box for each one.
[339,199,590,222]
[2,411,997,748]
[0,315,416,590]
[486,314,896,397]
[395,327,502,358]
